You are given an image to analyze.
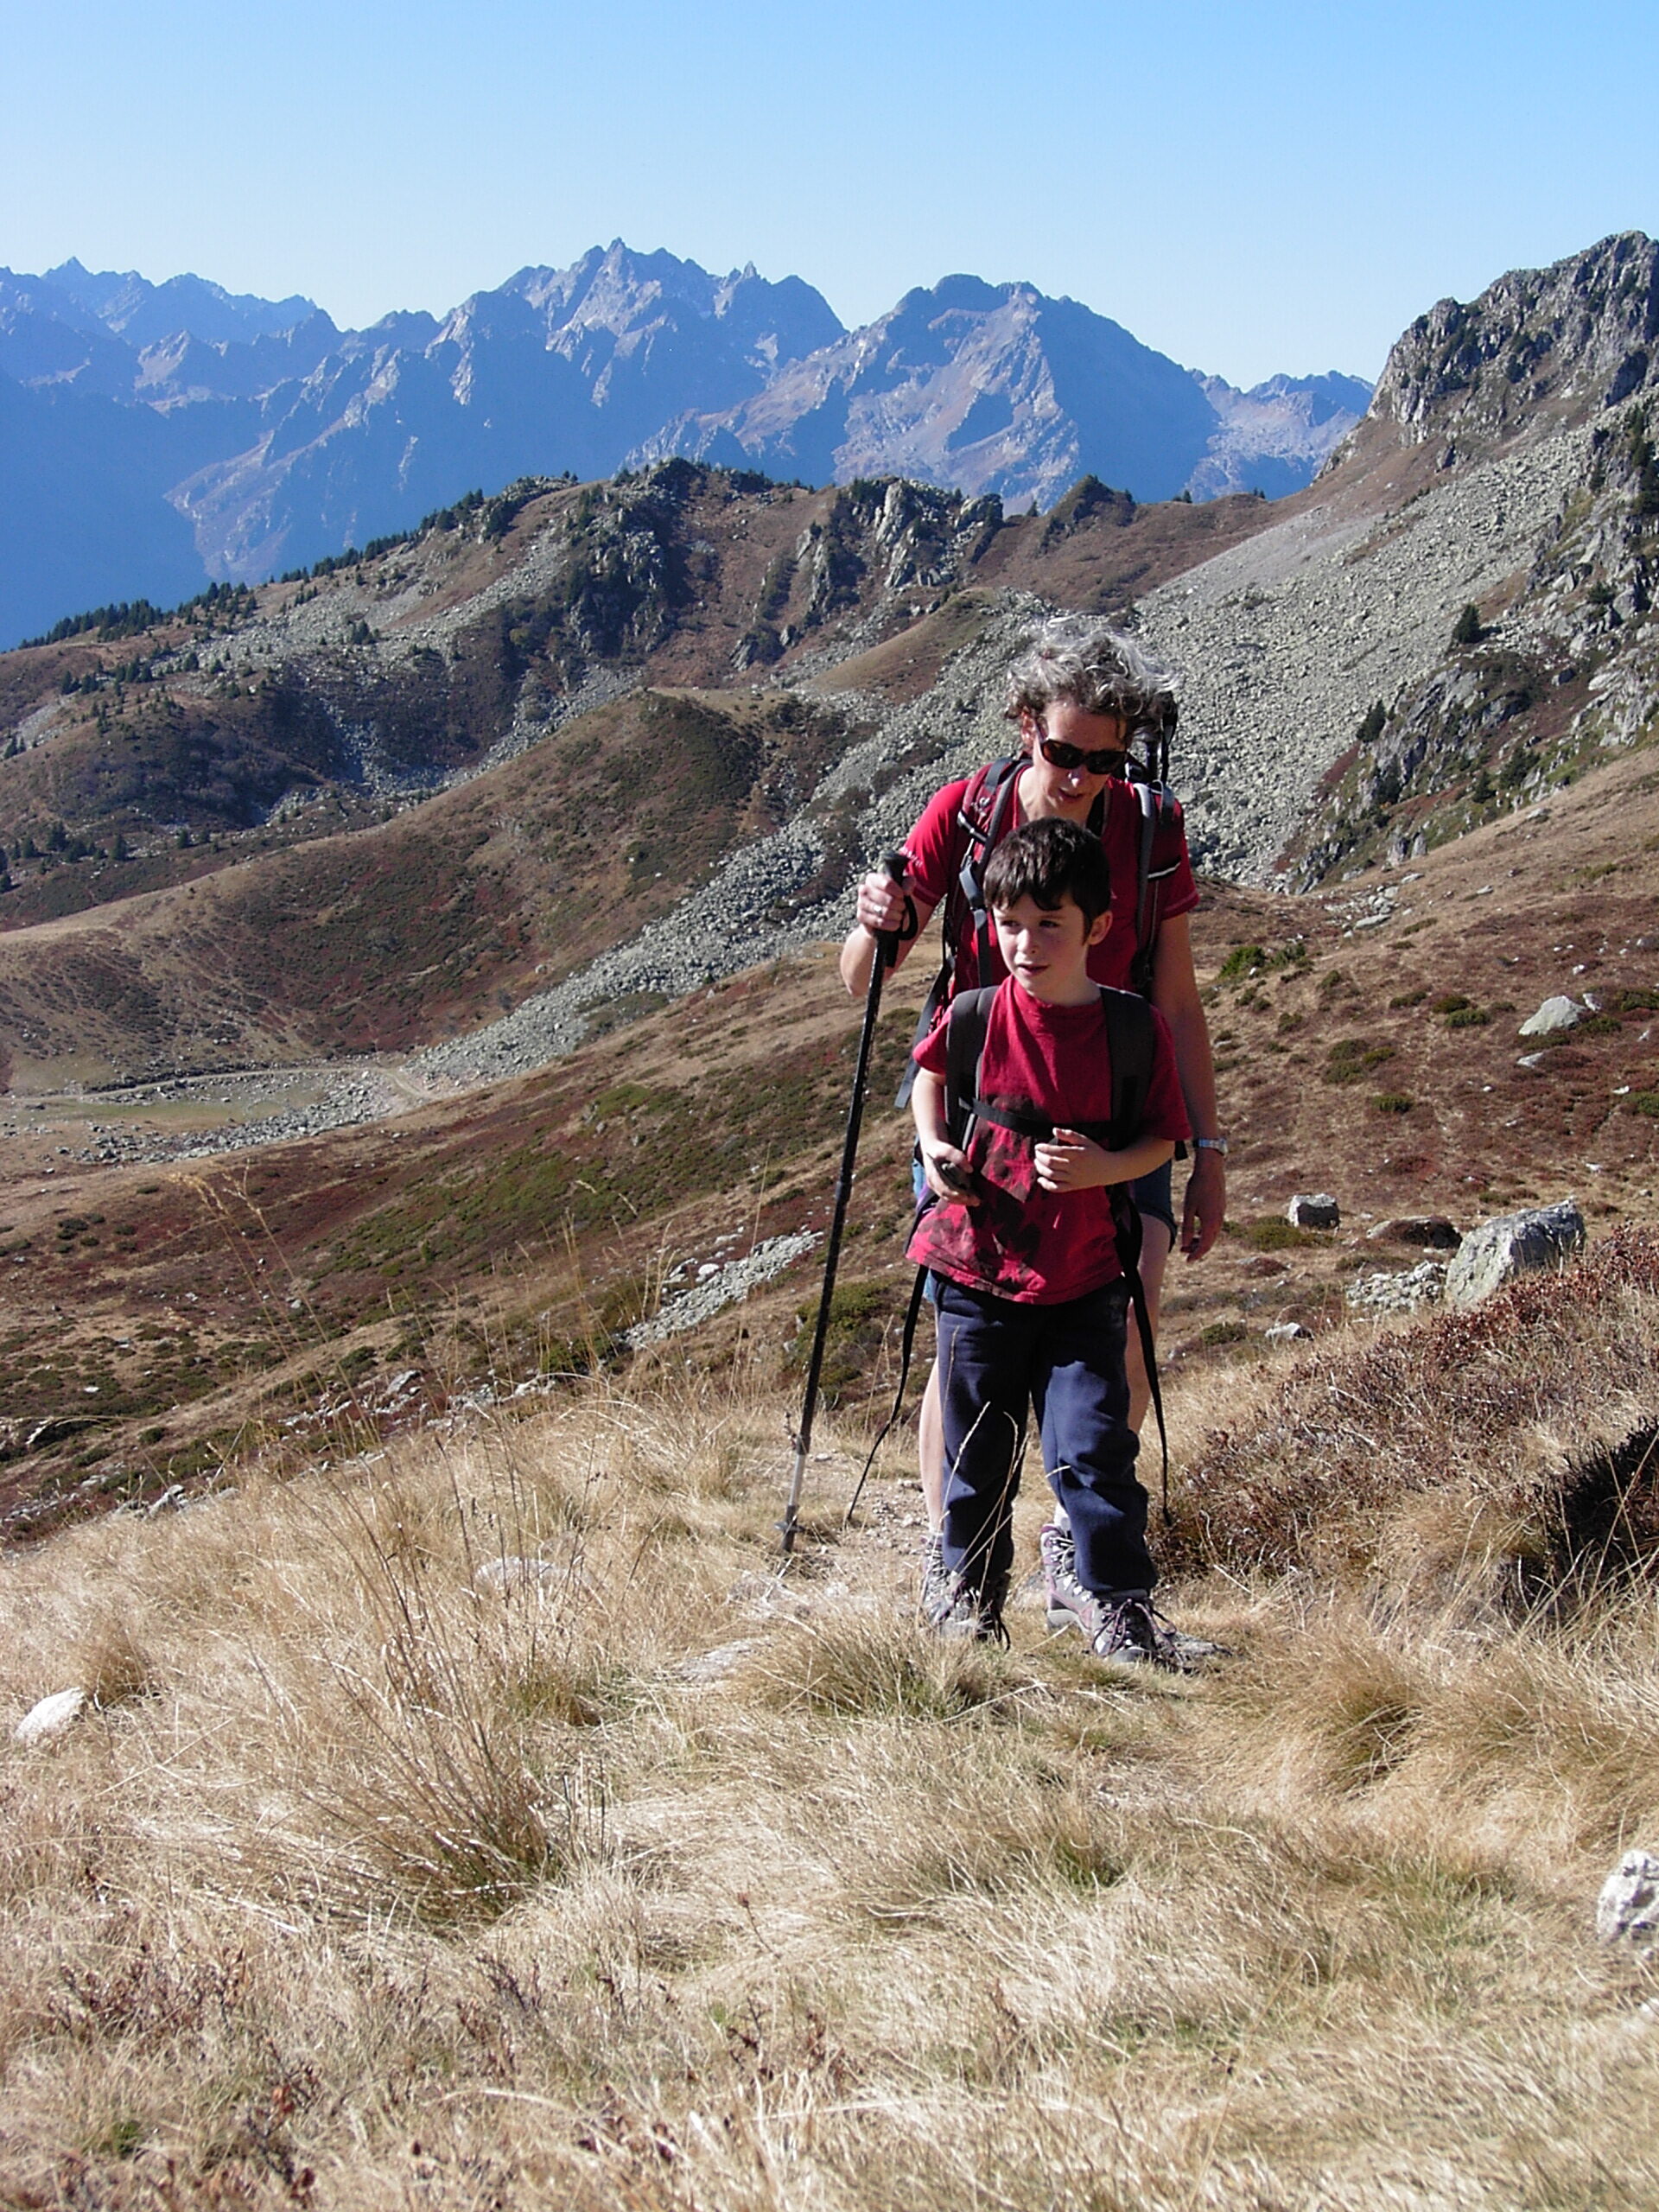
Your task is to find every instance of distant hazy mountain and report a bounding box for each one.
[634,276,1365,510]
[0,242,1369,645]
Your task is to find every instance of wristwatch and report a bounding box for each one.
[1193,1135,1230,1155]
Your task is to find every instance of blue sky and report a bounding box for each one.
[3,0,1655,387]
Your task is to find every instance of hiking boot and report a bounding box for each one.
[1039,1520,1094,1637]
[918,1529,950,1619]
[925,1573,1010,1648]
[1089,1591,1179,1672]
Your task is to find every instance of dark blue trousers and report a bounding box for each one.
[934,1275,1154,1603]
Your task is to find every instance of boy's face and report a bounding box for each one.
[992,893,1110,1003]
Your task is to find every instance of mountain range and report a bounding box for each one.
[0,244,1369,648]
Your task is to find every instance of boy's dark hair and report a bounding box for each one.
[982,817,1113,927]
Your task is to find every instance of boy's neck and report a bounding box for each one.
[1009,967,1099,1008]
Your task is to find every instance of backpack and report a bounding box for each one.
[893,755,1183,1109]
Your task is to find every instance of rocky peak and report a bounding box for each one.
[499,245,842,370]
[1369,231,1659,450]
[42,257,320,347]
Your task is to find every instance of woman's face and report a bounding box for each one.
[1017,701,1129,820]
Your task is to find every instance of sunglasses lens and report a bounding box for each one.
[1040,737,1125,774]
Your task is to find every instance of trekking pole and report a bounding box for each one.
[779,854,909,1554]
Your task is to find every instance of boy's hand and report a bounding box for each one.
[920,1141,978,1205]
[1033,1128,1110,1192]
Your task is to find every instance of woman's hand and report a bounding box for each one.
[855,868,910,936]
[1181,1146,1227,1260]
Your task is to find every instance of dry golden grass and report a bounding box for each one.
[4,1259,1659,2209]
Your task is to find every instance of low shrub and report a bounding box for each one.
[1325,1039,1397,1084]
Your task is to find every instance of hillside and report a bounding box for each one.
[0,463,1276,1084]
[6,236,1659,2212]
[1147,230,1659,880]
[2,726,1656,1534]
[0,228,1657,1529]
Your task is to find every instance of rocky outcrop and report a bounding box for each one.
[1369,232,1659,450]
[1443,1200,1586,1310]
[1165,233,1659,884]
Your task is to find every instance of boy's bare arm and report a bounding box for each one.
[1033,1129,1176,1195]
[911,1066,978,1204]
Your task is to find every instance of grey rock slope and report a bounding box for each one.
[1287,231,1659,880]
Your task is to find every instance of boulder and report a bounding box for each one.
[1518,996,1584,1037]
[1598,1849,1659,1946]
[1287,1193,1341,1230]
[1442,1198,1586,1310]
[16,1687,88,1745]
[1264,1321,1312,1342]
[1366,1216,1459,1249]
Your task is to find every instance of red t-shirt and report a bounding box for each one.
[902,769,1199,995]
[906,981,1191,1305]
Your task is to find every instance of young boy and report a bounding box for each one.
[907,817,1190,1662]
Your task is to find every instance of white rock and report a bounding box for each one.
[1287,1192,1341,1229]
[1598,1849,1659,1945]
[474,1555,563,1592]
[675,1638,760,1683]
[16,1687,88,1745]
[1519,995,1584,1037]
[1442,1199,1586,1310]
[1264,1322,1311,1341]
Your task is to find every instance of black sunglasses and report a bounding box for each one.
[1038,735,1128,776]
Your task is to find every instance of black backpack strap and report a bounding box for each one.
[893,963,949,1111]
[1098,986,1155,1147]
[956,759,1021,995]
[1109,1183,1170,1524]
[944,985,997,1147]
[891,761,1018,1112]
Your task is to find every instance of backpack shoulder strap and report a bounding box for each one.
[944,985,998,1147]
[952,757,1021,983]
[1098,986,1156,1150]
[893,761,1019,1112]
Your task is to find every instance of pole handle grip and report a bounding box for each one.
[875,851,912,968]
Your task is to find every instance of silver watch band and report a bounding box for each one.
[1193,1135,1229,1155]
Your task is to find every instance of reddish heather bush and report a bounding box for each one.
[1168,1228,1659,1589]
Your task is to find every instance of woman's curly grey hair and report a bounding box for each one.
[1004,616,1176,734]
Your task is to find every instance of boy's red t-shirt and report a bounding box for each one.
[906,981,1190,1306]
